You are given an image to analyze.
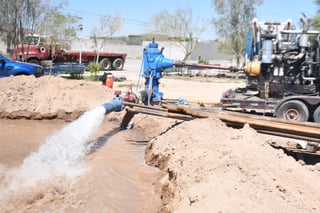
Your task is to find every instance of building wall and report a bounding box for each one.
[71,38,234,66]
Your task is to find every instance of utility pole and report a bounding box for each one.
[79,23,83,64]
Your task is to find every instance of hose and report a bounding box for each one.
[135,59,144,96]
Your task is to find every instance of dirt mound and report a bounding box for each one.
[146,117,320,212]
[0,75,114,120]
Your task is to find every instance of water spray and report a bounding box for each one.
[18,96,127,183]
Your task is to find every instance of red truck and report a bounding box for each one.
[9,34,127,71]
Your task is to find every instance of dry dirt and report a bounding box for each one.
[1,70,320,212]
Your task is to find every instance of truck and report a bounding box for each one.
[0,54,43,78]
[9,34,127,71]
[220,16,320,123]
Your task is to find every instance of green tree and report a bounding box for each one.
[211,0,262,67]
[148,7,204,62]
[37,8,79,50]
[310,0,320,30]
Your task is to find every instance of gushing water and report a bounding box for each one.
[20,106,106,181]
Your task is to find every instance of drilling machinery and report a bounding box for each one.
[221,15,320,123]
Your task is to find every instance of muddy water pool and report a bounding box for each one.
[0,118,161,212]
[0,119,65,167]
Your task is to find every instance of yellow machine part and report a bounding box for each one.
[243,61,261,77]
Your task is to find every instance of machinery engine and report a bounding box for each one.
[244,16,320,99]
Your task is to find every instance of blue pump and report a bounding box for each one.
[142,40,174,104]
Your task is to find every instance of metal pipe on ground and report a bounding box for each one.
[210,109,320,142]
[119,102,320,143]
[125,107,195,121]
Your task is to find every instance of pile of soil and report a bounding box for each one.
[144,118,320,212]
[0,75,114,120]
[1,75,320,212]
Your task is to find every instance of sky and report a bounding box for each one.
[61,0,318,40]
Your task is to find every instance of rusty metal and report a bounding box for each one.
[175,62,241,71]
[120,102,320,143]
[120,102,208,129]
[125,107,194,121]
[123,101,168,111]
[210,109,320,140]
[161,103,209,118]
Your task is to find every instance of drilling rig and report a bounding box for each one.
[221,16,320,123]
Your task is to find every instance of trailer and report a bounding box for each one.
[59,51,126,71]
[220,16,320,123]
[9,34,127,71]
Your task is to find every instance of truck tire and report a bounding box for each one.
[100,58,111,71]
[112,58,124,70]
[276,100,309,122]
[28,59,40,65]
[313,106,320,123]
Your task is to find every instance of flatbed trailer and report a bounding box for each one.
[221,88,320,123]
[61,51,127,71]
[9,34,127,71]
[221,90,278,113]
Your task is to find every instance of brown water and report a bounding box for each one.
[0,119,65,167]
[0,118,161,212]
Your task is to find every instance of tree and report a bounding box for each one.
[91,13,122,64]
[0,0,43,52]
[310,0,320,30]
[0,0,78,54]
[211,0,262,67]
[37,8,79,50]
[148,7,204,62]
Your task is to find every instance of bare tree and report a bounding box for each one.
[0,0,76,55]
[148,7,204,62]
[0,0,48,52]
[90,13,122,64]
[211,0,262,67]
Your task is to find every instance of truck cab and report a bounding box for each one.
[9,34,52,65]
[0,54,43,78]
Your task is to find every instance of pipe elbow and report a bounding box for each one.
[102,97,124,114]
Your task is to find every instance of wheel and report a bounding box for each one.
[276,100,309,122]
[112,58,124,70]
[28,59,40,65]
[100,58,111,71]
[313,106,320,123]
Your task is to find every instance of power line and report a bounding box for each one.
[60,7,215,39]
[61,8,151,26]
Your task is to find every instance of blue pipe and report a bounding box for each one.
[102,97,124,114]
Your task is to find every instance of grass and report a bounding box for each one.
[83,74,99,81]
